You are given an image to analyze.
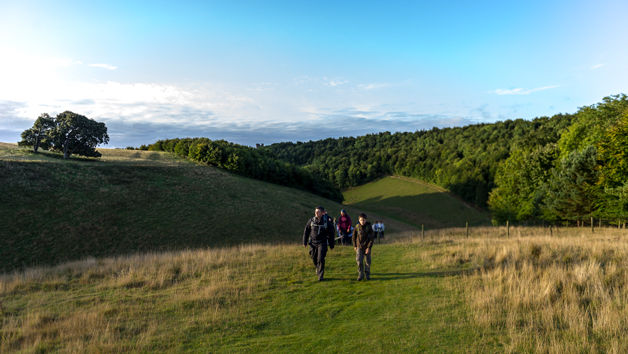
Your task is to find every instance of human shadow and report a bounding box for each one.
[368,268,478,281]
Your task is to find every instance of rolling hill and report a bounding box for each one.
[343,176,491,229]
[0,143,415,271]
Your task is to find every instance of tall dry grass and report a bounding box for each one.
[0,244,304,353]
[404,226,628,353]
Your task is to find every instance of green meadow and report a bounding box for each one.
[0,143,414,272]
[343,176,490,229]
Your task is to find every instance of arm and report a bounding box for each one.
[303,220,311,246]
[366,225,374,250]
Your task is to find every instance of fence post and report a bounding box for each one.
[599,218,602,229]
[466,222,469,238]
[550,225,553,237]
[619,219,621,230]
[507,220,509,238]
[422,224,424,240]
[591,217,594,233]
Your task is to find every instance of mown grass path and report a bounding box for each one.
[219,244,498,353]
[1,242,503,353]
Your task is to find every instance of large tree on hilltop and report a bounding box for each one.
[18,113,55,153]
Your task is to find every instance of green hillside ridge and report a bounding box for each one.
[0,143,415,271]
[343,176,490,229]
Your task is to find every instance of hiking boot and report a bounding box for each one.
[318,277,324,282]
[366,275,370,280]
[357,275,364,281]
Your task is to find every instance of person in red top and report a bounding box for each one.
[337,210,352,246]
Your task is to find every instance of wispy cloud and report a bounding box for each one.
[591,63,605,69]
[358,83,390,90]
[89,63,117,70]
[492,85,560,95]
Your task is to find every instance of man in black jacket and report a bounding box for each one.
[303,206,335,281]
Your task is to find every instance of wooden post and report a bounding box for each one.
[550,225,553,237]
[422,224,424,240]
[599,218,602,229]
[466,222,469,238]
[507,220,509,238]
[591,217,594,233]
[619,219,621,230]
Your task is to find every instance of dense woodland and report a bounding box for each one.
[148,138,344,202]
[266,94,628,224]
[147,94,628,225]
[266,112,574,209]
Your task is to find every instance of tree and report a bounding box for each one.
[541,145,600,221]
[18,113,55,153]
[47,111,109,159]
[488,144,559,224]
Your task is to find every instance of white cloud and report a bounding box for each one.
[591,63,605,69]
[89,63,117,70]
[358,83,390,90]
[492,85,560,95]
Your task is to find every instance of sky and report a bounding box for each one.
[1,0,627,148]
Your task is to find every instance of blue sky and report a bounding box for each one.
[1,0,627,147]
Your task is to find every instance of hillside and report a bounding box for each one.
[0,143,415,271]
[343,176,490,229]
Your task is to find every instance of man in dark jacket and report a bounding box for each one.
[303,206,335,281]
[353,213,374,281]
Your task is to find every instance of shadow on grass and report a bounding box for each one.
[370,268,477,280]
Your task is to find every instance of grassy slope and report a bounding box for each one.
[0,144,415,271]
[343,176,491,229]
[0,240,502,353]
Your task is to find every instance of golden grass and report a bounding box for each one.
[401,226,628,353]
[0,244,304,353]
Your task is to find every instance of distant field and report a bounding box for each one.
[343,176,490,229]
[0,144,415,271]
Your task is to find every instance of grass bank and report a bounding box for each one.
[0,144,414,271]
[343,176,490,229]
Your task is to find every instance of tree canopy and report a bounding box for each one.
[18,111,109,159]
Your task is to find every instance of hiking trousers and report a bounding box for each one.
[309,243,328,280]
[356,248,371,277]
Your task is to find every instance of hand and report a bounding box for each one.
[354,247,357,252]
[303,245,307,247]
[365,248,370,254]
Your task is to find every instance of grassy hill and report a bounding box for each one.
[343,176,491,229]
[0,143,415,271]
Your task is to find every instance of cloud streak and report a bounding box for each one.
[492,85,560,95]
[89,63,117,70]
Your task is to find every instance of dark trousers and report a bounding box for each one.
[309,243,328,279]
[339,229,349,245]
[356,248,371,277]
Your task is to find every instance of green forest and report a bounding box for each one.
[265,94,628,224]
[147,137,344,202]
[147,94,628,225]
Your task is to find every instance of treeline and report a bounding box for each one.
[488,94,628,224]
[148,138,344,202]
[265,112,574,208]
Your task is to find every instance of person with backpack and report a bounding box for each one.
[337,210,352,246]
[353,213,374,281]
[303,206,335,281]
[372,220,380,240]
[378,220,385,239]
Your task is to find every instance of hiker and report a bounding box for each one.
[338,209,352,246]
[353,213,374,281]
[378,220,385,239]
[303,206,335,281]
[372,220,380,240]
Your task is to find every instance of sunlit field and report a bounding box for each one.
[3,225,627,352]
